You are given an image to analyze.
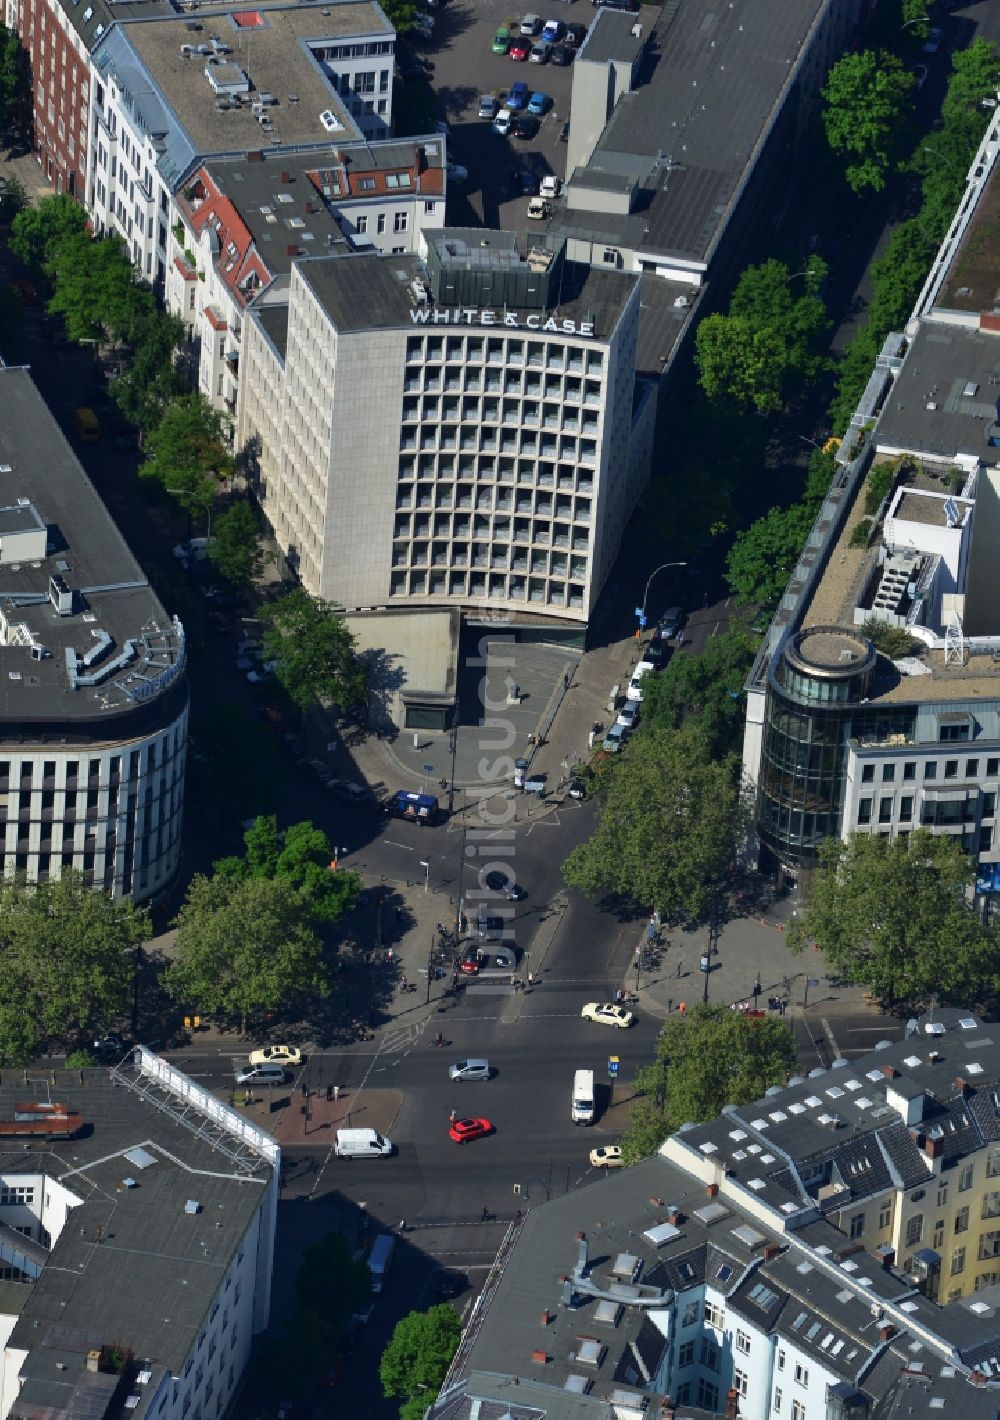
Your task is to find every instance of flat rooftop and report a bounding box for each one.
[553,0,828,264]
[295,241,637,340]
[5,1051,273,1398]
[876,321,1000,468]
[0,369,184,726]
[345,607,459,704]
[122,0,391,156]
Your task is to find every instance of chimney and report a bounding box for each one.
[763,1243,781,1262]
[878,1246,895,1271]
[971,1371,988,1387]
[85,1351,100,1374]
[924,1136,943,1159]
[955,1076,969,1096]
[725,1388,739,1419]
[706,1183,719,1199]
[541,1310,551,1326]
[882,1064,898,1079]
[667,1208,682,1226]
[246,150,264,162]
[879,1324,896,1343]
[531,1350,549,1366]
[650,1197,664,1208]
[280,170,291,183]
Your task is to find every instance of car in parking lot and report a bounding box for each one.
[509,36,531,59]
[656,606,685,640]
[326,778,368,802]
[922,25,942,53]
[568,777,587,799]
[527,90,549,114]
[549,42,573,65]
[494,106,513,134]
[540,174,562,197]
[511,113,540,139]
[566,22,587,44]
[492,24,511,53]
[478,93,498,119]
[508,79,529,109]
[249,1044,303,1067]
[590,1145,623,1169]
[518,168,540,195]
[541,17,563,41]
[581,1001,635,1029]
[529,39,551,62]
[602,722,626,753]
[616,701,639,731]
[520,13,541,34]
[303,758,334,783]
[527,196,551,219]
[449,1116,493,1144]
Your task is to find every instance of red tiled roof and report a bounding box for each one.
[173,256,197,280]
[179,167,273,309]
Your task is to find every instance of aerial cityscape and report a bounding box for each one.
[0,0,998,1418]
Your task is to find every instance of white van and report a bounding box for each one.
[572,1068,595,1125]
[335,1127,394,1159]
[368,1232,396,1292]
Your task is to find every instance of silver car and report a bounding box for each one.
[449,1059,491,1082]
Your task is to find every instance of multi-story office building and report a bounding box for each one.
[164,137,446,420]
[0,367,187,901]
[742,110,1000,885]
[86,0,391,286]
[0,1047,278,1420]
[237,229,653,629]
[431,1011,1000,1420]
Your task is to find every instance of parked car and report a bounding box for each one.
[549,42,574,64]
[520,12,541,33]
[590,1145,624,1168]
[249,1044,303,1066]
[581,1001,635,1029]
[494,106,513,135]
[518,168,539,195]
[656,606,685,640]
[507,79,529,109]
[509,37,531,59]
[448,1116,493,1144]
[922,25,942,53]
[511,113,540,139]
[527,90,549,115]
[93,1033,128,1060]
[460,945,482,976]
[529,39,552,62]
[566,22,587,43]
[568,778,586,799]
[478,93,498,119]
[491,23,511,53]
[616,701,639,731]
[447,163,469,184]
[303,758,334,783]
[327,779,367,802]
[541,17,563,41]
[602,722,626,753]
[527,196,551,219]
[540,174,562,197]
[246,661,277,684]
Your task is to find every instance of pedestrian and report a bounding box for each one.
[399,1218,406,1233]
[676,960,682,978]
[334,1084,341,1102]
[300,1080,308,1100]
[449,1107,457,1125]
[564,672,570,690]
[326,1083,333,1102]
[481,1206,490,1222]
[667,998,673,1013]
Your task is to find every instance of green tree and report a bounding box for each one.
[564,725,738,922]
[9,192,89,271]
[215,815,361,923]
[821,51,916,194]
[111,309,185,436]
[694,313,785,414]
[0,871,148,1061]
[867,220,936,331]
[380,1305,462,1414]
[899,0,930,43]
[788,830,1000,1008]
[622,1005,796,1162]
[378,0,418,31]
[941,38,1000,126]
[139,393,231,523]
[208,500,263,589]
[0,27,31,139]
[165,874,329,1032]
[46,230,155,345]
[297,1232,372,1332]
[640,629,756,759]
[728,256,831,386]
[725,502,815,607]
[0,172,26,225]
[186,702,284,826]
[263,589,369,714]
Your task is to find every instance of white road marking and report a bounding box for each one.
[383,840,414,851]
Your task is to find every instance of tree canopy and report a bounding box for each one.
[215,815,361,923]
[0,25,31,139]
[640,629,756,759]
[941,38,1000,127]
[263,589,369,714]
[10,193,89,272]
[0,871,149,1062]
[694,313,786,414]
[46,230,155,345]
[563,724,738,923]
[297,1231,372,1332]
[788,830,1000,1008]
[165,873,329,1032]
[110,309,185,437]
[622,1005,796,1163]
[186,702,284,826]
[139,393,232,522]
[821,50,916,194]
[725,502,816,607]
[208,500,263,589]
[380,1305,462,1420]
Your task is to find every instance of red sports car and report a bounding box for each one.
[449,1116,493,1144]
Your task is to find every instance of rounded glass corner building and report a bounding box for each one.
[757,625,879,869]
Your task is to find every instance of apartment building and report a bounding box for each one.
[237,229,653,629]
[86,0,391,286]
[742,112,1000,884]
[431,1011,1000,1420]
[164,137,446,419]
[0,1047,278,1420]
[0,367,187,902]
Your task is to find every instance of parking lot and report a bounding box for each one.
[402,0,584,228]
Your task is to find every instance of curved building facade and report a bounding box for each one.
[1,369,187,902]
[758,626,883,868]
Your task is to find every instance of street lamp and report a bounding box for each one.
[640,561,687,631]
[419,859,430,894]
